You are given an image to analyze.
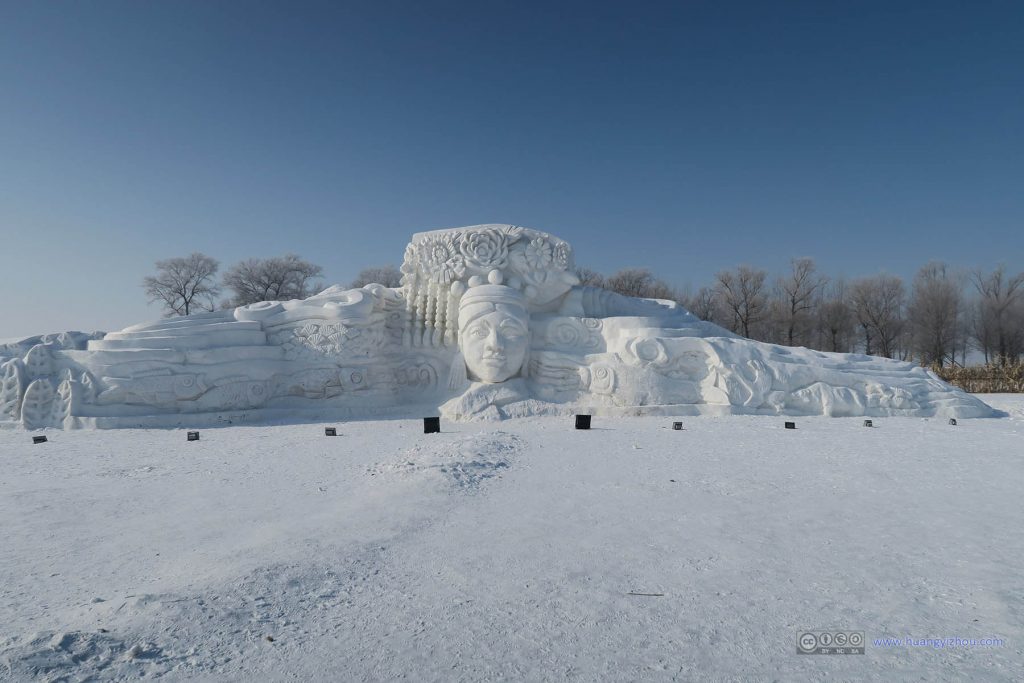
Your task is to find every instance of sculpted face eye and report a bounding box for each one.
[468,323,489,339]
[500,323,525,340]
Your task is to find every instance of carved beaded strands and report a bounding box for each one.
[398,224,578,349]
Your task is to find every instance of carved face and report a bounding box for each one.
[460,308,529,383]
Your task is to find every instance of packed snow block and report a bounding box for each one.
[324,427,337,436]
[784,421,796,429]
[575,414,591,430]
[89,329,267,350]
[32,435,47,444]
[119,310,228,333]
[187,431,200,441]
[0,330,103,357]
[672,421,683,430]
[103,320,263,339]
[423,417,440,434]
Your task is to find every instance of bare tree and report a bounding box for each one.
[605,268,676,300]
[143,252,221,317]
[907,262,963,367]
[967,299,995,365]
[762,296,787,345]
[223,254,323,306]
[850,274,905,358]
[776,257,827,347]
[714,266,768,339]
[575,266,606,288]
[969,265,1024,365]
[350,264,402,288]
[816,279,855,353]
[684,286,718,322]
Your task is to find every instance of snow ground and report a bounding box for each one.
[2,396,1022,682]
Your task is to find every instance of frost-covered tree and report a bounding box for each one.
[575,267,606,288]
[223,254,324,306]
[908,262,964,367]
[143,252,221,317]
[349,264,401,289]
[816,280,855,353]
[714,266,768,339]
[851,274,905,358]
[684,286,718,322]
[969,266,1024,365]
[605,268,676,300]
[776,257,827,347]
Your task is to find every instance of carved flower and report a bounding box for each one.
[553,241,572,270]
[420,236,466,284]
[633,338,668,365]
[523,237,554,271]
[503,225,525,243]
[589,363,616,394]
[297,323,321,339]
[459,229,509,270]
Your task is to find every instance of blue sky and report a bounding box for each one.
[1,0,1022,337]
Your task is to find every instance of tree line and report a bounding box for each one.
[143,252,1023,367]
[143,253,400,316]
[579,260,1024,367]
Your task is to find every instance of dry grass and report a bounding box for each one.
[933,364,1024,393]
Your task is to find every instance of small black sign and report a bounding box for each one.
[863,419,873,428]
[325,427,337,436]
[32,435,48,444]
[423,417,440,434]
[672,421,683,430]
[784,421,796,430]
[575,414,591,430]
[187,431,200,441]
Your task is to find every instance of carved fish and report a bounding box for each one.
[97,373,208,405]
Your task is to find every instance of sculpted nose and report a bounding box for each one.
[485,329,503,352]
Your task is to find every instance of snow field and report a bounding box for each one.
[2,396,1022,681]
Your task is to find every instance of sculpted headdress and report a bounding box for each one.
[398,224,579,348]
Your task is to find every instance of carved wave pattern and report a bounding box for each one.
[276,322,385,360]
[544,318,603,352]
[393,357,442,392]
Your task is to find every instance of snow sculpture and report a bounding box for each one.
[0,359,26,420]
[20,379,55,430]
[0,224,994,429]
[23,344,54,380]
[454,282,531,384]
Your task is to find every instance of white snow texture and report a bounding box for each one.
[2,397,1022,680]
[0,225,994,429]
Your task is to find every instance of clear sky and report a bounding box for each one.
[1,0,1022,338]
